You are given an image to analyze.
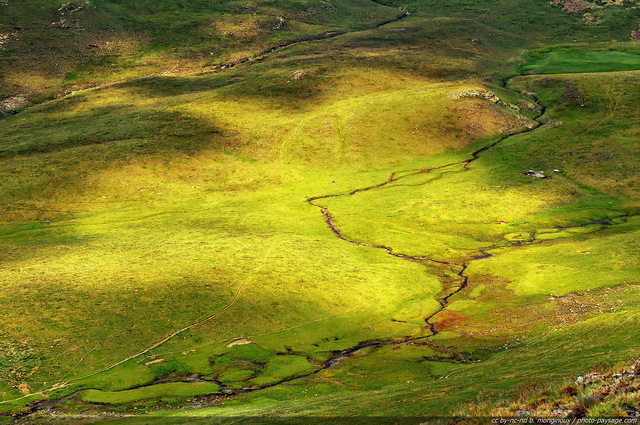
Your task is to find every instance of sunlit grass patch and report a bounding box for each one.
[81,382,221,404]
[521,45,640,75]
[470,217,640,296]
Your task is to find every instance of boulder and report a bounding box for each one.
[522,170,547,179]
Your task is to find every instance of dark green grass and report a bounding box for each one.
[2,0,639,102]
[370,0,640,42]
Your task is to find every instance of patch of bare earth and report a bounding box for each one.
[551,0,629,13]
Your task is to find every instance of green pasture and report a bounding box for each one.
[1,57,490,412]
[82,382,221,404]
[96,302,640,421]
[1,0,639,421]
[521,47,640,75]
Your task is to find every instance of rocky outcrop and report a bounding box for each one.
[448,89,500,102]
[448,89,525,113]
[0,95,30,116]
[576,359,640,387]
[0,33,11,48]
[523,170,548,179]
[551,0,626,14]
[461,357,640,417]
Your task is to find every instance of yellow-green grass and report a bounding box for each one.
[470,217,640,296]
[1,51,515,411]
[81,382,221,405]
[0,78,636,418]
[1,6,640,422]
[0,58,525,222]
[0,183,443,402]
[314,70,640,266]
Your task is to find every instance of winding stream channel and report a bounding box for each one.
[305,77,548,357]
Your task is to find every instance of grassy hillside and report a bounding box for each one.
[460,357,640,418]
[0,0,400,104]
[0,0,639,422]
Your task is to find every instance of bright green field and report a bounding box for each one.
[521,47,640,75]
[82,382,221,404]
[0,0,639,422]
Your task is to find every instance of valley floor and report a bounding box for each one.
[1,0,639,422]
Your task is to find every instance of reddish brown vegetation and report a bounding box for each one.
[551,0,593,13]
[432,311,468,330]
